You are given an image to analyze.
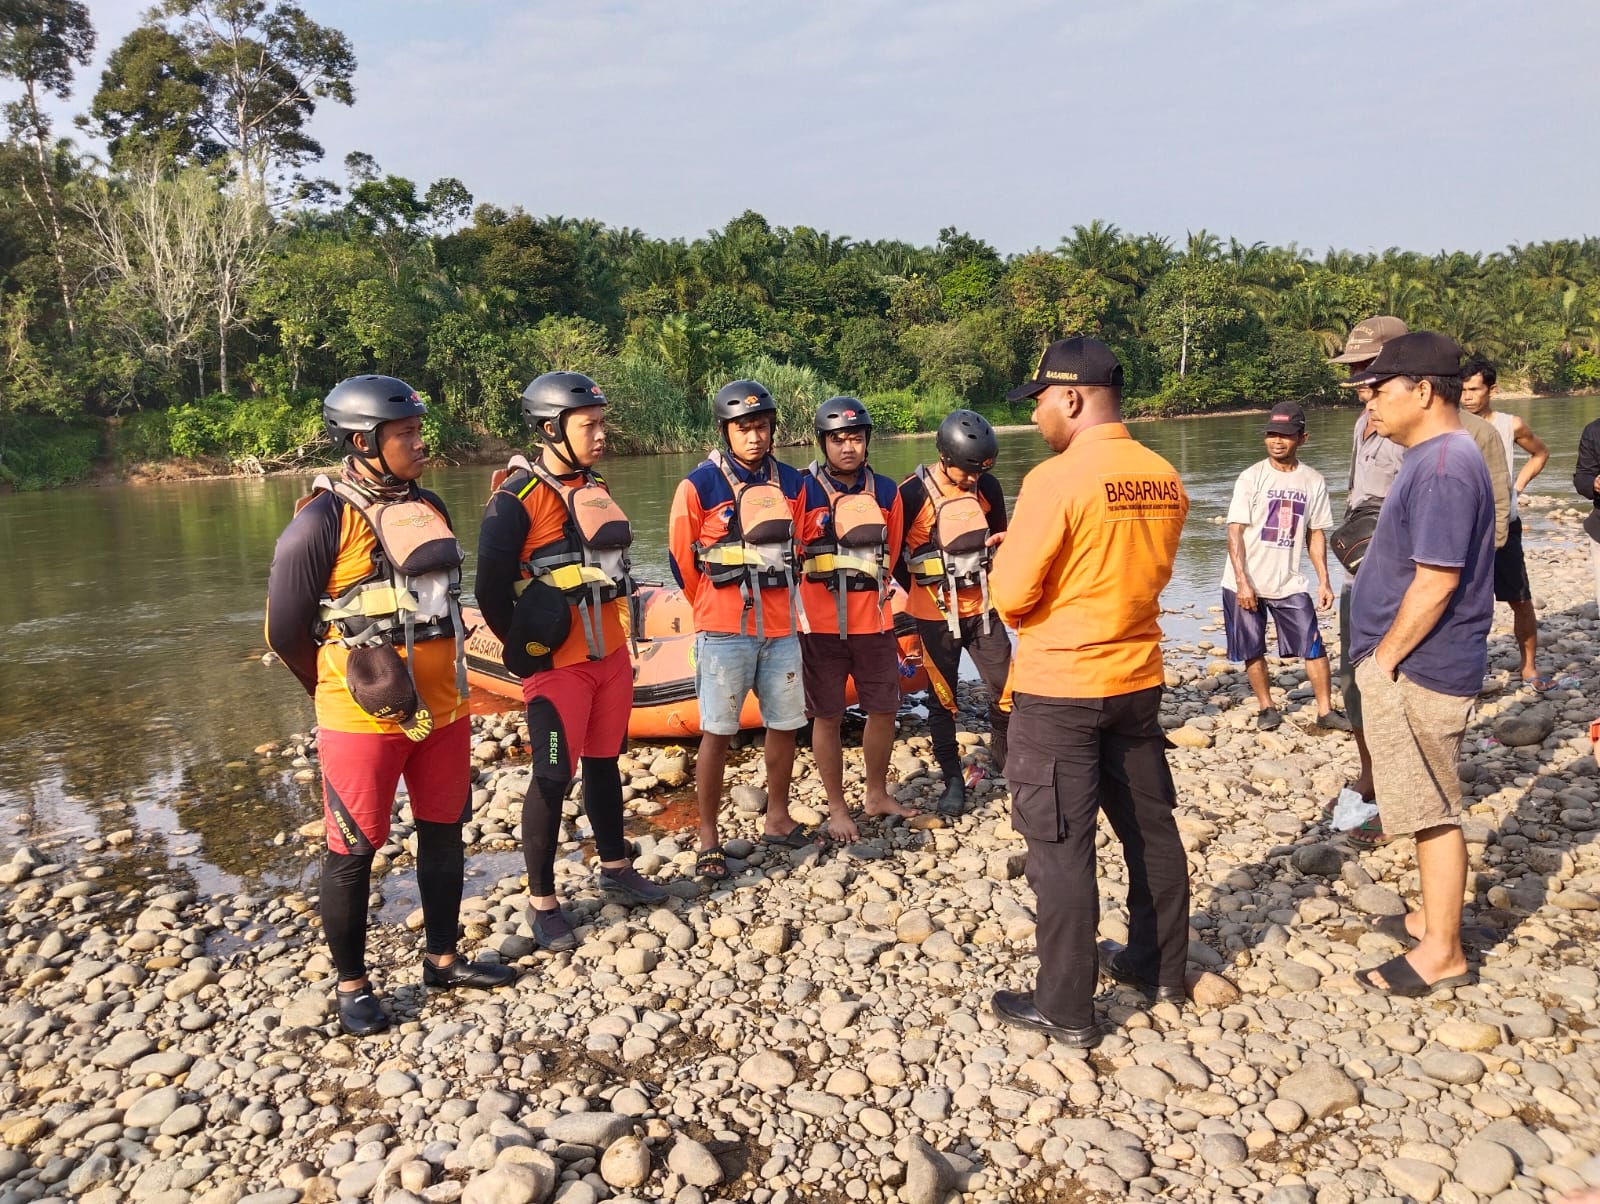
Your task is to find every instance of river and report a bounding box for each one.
[5,396,1598,892]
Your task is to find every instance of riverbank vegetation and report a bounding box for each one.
[5,3,1600,487]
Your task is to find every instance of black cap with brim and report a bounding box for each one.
[1339,331,1462,388]
[505,578,571,678]
[1006,336,1124,402]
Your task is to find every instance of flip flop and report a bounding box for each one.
[758,823,817,850]
[1522,673,1557,693]
[1347,816,1388,849]
[1358,954,1473,998]
[695,846,729,882]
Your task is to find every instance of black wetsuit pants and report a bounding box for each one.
[522,757,628,897]
[321,819,464,983]
[916,610,1012,780]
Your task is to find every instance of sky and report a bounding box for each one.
[33,0,1600,256]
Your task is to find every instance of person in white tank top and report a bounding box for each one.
[1460,359,1551,689]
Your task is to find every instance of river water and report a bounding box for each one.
[5,397,1598,891]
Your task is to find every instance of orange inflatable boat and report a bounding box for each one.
[464,584,929,740]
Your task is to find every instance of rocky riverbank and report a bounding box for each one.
[2,501,1599,1204]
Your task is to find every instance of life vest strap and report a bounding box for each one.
[801,552,883,579]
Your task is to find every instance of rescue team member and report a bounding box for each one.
[797,397,917,842]
[896,409,1012,815]
[475,372,666,953]
[669,380,814,882]
[987,338,1190,1048]
[1221,401,1348,732]
[1343,333,1493,997]
[266,376,514,1037]
[1459,358,1552,690]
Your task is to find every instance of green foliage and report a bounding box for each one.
[150,394,324,462]
[0,412,101,489]
[14,9,1600,489]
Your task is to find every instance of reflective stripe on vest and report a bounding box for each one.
[907,465,992,637]
[693,450,806,637]
[800,462,890,638]
[496,455,636,660]
[302,475,468,702]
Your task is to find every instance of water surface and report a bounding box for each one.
[5,396,1597,889]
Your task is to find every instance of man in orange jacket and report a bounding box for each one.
[668,380,814,881]
[797,396,915,842]
[988,338,1191,1048]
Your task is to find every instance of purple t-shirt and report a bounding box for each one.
[1349,429,1494,697]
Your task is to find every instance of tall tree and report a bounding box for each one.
[89,0,354,200]
[0,0,95,336]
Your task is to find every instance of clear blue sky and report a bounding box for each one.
[44,0,1600,255]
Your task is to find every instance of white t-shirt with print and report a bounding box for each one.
[1220,459,1334,599]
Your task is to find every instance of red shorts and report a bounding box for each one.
[318,716,470,856]
[801,631,901,718]
[524,646,632,781]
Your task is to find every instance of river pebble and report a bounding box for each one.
[1,508,1598,1201]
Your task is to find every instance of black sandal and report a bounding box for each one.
[696,846,729,882]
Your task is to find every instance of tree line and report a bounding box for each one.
[4,0,1600,487]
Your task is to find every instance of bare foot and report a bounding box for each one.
[863,792,920,819]
[824,811,860,844]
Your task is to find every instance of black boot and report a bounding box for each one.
[422,956,517,990]
[336,984,390,1037]
[935,775,966,816]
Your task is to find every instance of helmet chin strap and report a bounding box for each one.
[352,426,402,487]
[542,414,583,473]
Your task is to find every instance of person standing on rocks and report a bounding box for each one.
[895,409,1013,815]
[1576,413,1600,607]
[668,379,814,883]
[1327,316,1410,835]
[1344,332,1494,997]
[475,372,668,954]
[1327,316,1509,848]
[1460,358,1552,690]
[986,337,1191,1047]
[1221,400,1349,733]
[266,376,515,1037]
[796,397,919,842]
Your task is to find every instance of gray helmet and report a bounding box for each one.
[814,396,872,447]
[520,371,607,435]
[322,375,427,449]
[713,379,777,426]
[936,409,998,473]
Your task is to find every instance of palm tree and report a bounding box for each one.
[788,227,853,273]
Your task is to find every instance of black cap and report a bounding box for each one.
[1006,336,1124,402]
[1340,331,1463,388]
[504,579,571,678]
[1264,401,1306,436]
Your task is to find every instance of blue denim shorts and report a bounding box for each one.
[694,632,807,736]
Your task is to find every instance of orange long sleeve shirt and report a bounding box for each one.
[990,423,1188,698]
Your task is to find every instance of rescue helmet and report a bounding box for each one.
[936,409,999,473]
[814,396,873,447]
[713,379,778,427]
[322,375,427,450]
[520,371,607,437]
